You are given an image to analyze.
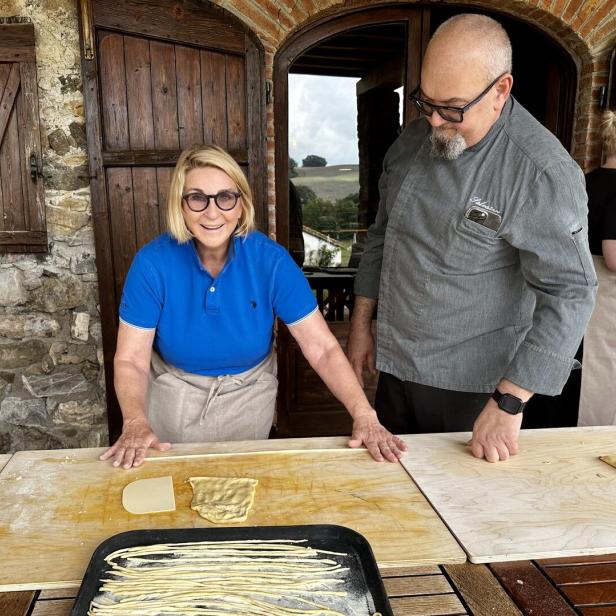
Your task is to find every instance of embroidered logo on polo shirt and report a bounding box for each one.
[250,300,257,309]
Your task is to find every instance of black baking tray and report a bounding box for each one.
[70,524,393,615]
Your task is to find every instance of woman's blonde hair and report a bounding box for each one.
[602,110,616,158]
[166,144,256,243]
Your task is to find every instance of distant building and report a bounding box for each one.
[302,226,344,266]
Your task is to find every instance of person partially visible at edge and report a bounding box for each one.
[100,145,406,469]
[585,110,616,271]
[347,14,597,462]
[578,110,616,426]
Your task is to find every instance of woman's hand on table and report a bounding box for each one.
[348,410,407,462]
[99,417,171,469]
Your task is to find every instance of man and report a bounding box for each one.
[348,13,597,463]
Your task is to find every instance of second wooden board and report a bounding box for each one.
[400,427,616,563]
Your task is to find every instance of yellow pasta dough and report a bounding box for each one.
[188,476,258,522]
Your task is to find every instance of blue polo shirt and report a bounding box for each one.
[119,232,318,375]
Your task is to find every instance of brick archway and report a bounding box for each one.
[211,0,614,225]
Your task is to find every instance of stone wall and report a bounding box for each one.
[0,0,613,452]
[0,0,107,452]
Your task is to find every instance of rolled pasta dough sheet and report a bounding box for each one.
[122,476,176,514]
[188,476,258,523]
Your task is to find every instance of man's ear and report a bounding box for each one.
[494,74,513,109]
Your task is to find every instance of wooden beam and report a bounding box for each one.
[356,56,404,95]
[0,24,35,62]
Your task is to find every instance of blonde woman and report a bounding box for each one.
[578,111,616,425]
[100,145,406,468]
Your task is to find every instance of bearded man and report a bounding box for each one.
[347,13,597,462]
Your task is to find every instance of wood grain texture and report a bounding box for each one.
[490,561,577,616]
[0,591,35,616]
[380,565,442,576]
[0,438,464,590]
[30,599,73,616]
[384,575,452,597]
[559,581,616,605]
[388,594,466,615]
[444,563,522,616]
[543,562,616,584]
[401,427,616,563]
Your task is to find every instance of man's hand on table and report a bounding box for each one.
[99,417,171,469]
[469,401,523,462]
[348,410,407,463]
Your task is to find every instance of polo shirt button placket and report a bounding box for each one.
[205,282,220,314]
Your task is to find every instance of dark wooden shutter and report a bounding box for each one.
[79,0,266,440]
[0,22,46,253]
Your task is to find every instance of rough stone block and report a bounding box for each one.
[0,340,48,368]
[71,311,90,341]
[31,275,96,312]
[70,251,97,274]
[0,314,61,339]
[0,397,47,427]
[0,270,27,306]
[51,398,105,426]
[22,371,90,398]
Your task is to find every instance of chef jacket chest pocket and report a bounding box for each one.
[450,215,504,267]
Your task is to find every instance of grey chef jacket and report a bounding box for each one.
[354,97,597,396]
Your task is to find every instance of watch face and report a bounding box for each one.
[499,393,523,414]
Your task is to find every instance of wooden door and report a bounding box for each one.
[78,0,266,440]
[0,22,45,254]
[274,7,428,437]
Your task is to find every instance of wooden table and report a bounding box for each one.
[7,555,616,615]
[0,437,464,591]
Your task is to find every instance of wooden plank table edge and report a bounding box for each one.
[489,560,578,615]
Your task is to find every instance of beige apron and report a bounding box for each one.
[147,352,278,442]
[578,255,616,426]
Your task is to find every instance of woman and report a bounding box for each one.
[578,110,616,425]
[100,145,406,468]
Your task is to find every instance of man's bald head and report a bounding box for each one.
[428,14,512,83]
[418,14,514,155]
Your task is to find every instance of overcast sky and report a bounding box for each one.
[288,74,360,166]
[288,74,404,167]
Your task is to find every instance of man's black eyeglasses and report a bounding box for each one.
[182,190,241,212]
[409,73,507,123]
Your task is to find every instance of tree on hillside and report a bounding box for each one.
[302,154,327,167]
[289,157,298,178]
[303,197,336,231]
[294,184,317,206]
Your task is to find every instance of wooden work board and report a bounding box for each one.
[0,437,464,591]
[400,426,616,563]
[0,454,11,473]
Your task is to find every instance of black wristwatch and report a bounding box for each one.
[491,389,526,415]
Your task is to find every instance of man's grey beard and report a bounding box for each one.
[429,128,468,160]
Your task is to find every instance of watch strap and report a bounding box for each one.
[491,389,526,414]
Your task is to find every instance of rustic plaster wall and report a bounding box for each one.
[0,0,107,452]
[0,0,613,452]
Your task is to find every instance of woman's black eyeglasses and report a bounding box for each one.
[182,190,241,212]
[409,73,507,123]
